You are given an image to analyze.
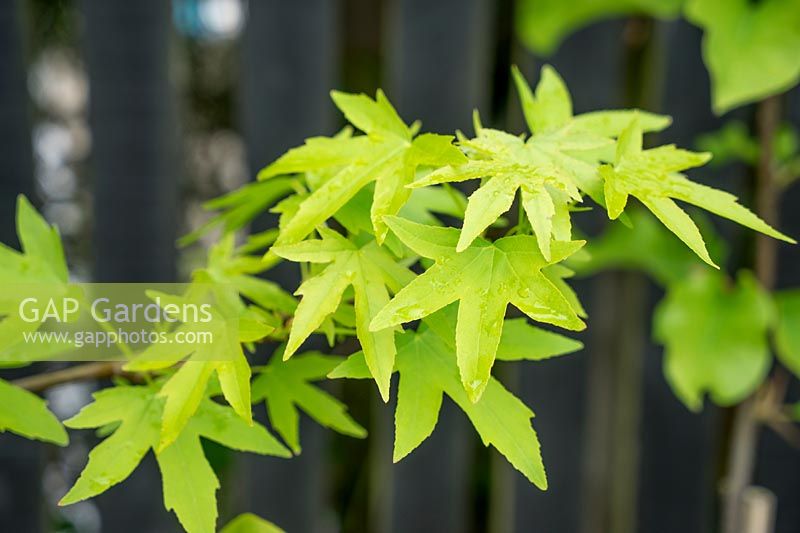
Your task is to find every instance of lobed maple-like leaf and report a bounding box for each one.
[332,309,582,489]
[271,228,414,401]
[178,177,297,247]
[0,196,74,364]
[370,217,585,402]
[574,207,727,287]
[202,234,297,315]
[412,128,580,260]
[258,90,466,245]
[0,379,67,445]
[251,351,366,453]
[410,65,670,259]
[124,284,273,449]
[61,386,289,533]
[600,119,794,267]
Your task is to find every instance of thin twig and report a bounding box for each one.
[12,361,127,393]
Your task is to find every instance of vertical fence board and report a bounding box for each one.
[0,0,34,239]
[83,1,178,283]
[385,0,492,133]
[510,21,623,533]
[384,1,493,531]
[238,1,339,531]
[0,2,44,532]
[635,19,723,533]
[80,0,178,530]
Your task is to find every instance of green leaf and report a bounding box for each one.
[259,91,466,245]
[515,0,683,56]
[203,234,297,314]
[258,134,373,180]
[15,195,69,282]
[686,0,800,113]
[774,289,800,377]
[496,318,583,361]
[653,270,773,410]
[62,386,289,533]
[157,428,218,533]
[514,65,572,134]
[370,217,585,402]
[695,121,760,167]
[0,379,67,445]
[0,195,68,285]
[220,513,285,533]
[178,178,296,247]
[0,196,71,363]
[272,229,414,400]
[574,207,726,286]
[330,89,410,140]
[333,313,564,489]
[412,128,580,260]
[412,66,670,259]
[251,351,366,453]
[599,119,794,267]
[124,286,263,448]
[60,386,164,505]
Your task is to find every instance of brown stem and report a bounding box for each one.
[754,96,782,288]
[721,94,782,533]
[12,361,127,393]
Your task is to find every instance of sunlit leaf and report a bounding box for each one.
[272,229,414,400]
[411,66,670,258]
[333,309,576,489]
[259,91,465,245]
[599,119,794,267]
[62,387,289,533]
[370,217,585,402]
[0,379,67,445]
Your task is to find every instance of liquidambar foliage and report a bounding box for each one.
[0,66,793,533]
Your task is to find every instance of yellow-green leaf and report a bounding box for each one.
[371,217,585,402]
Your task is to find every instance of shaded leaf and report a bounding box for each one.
[220,513,285,533]
[686,0,800,113]
[654,270,773,410]
[515,0,682,56]
[251,351,366,453]
[774,289,800,378]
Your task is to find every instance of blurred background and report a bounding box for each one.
[0,0,799,532]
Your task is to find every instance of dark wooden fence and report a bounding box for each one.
[1,0,799,532]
